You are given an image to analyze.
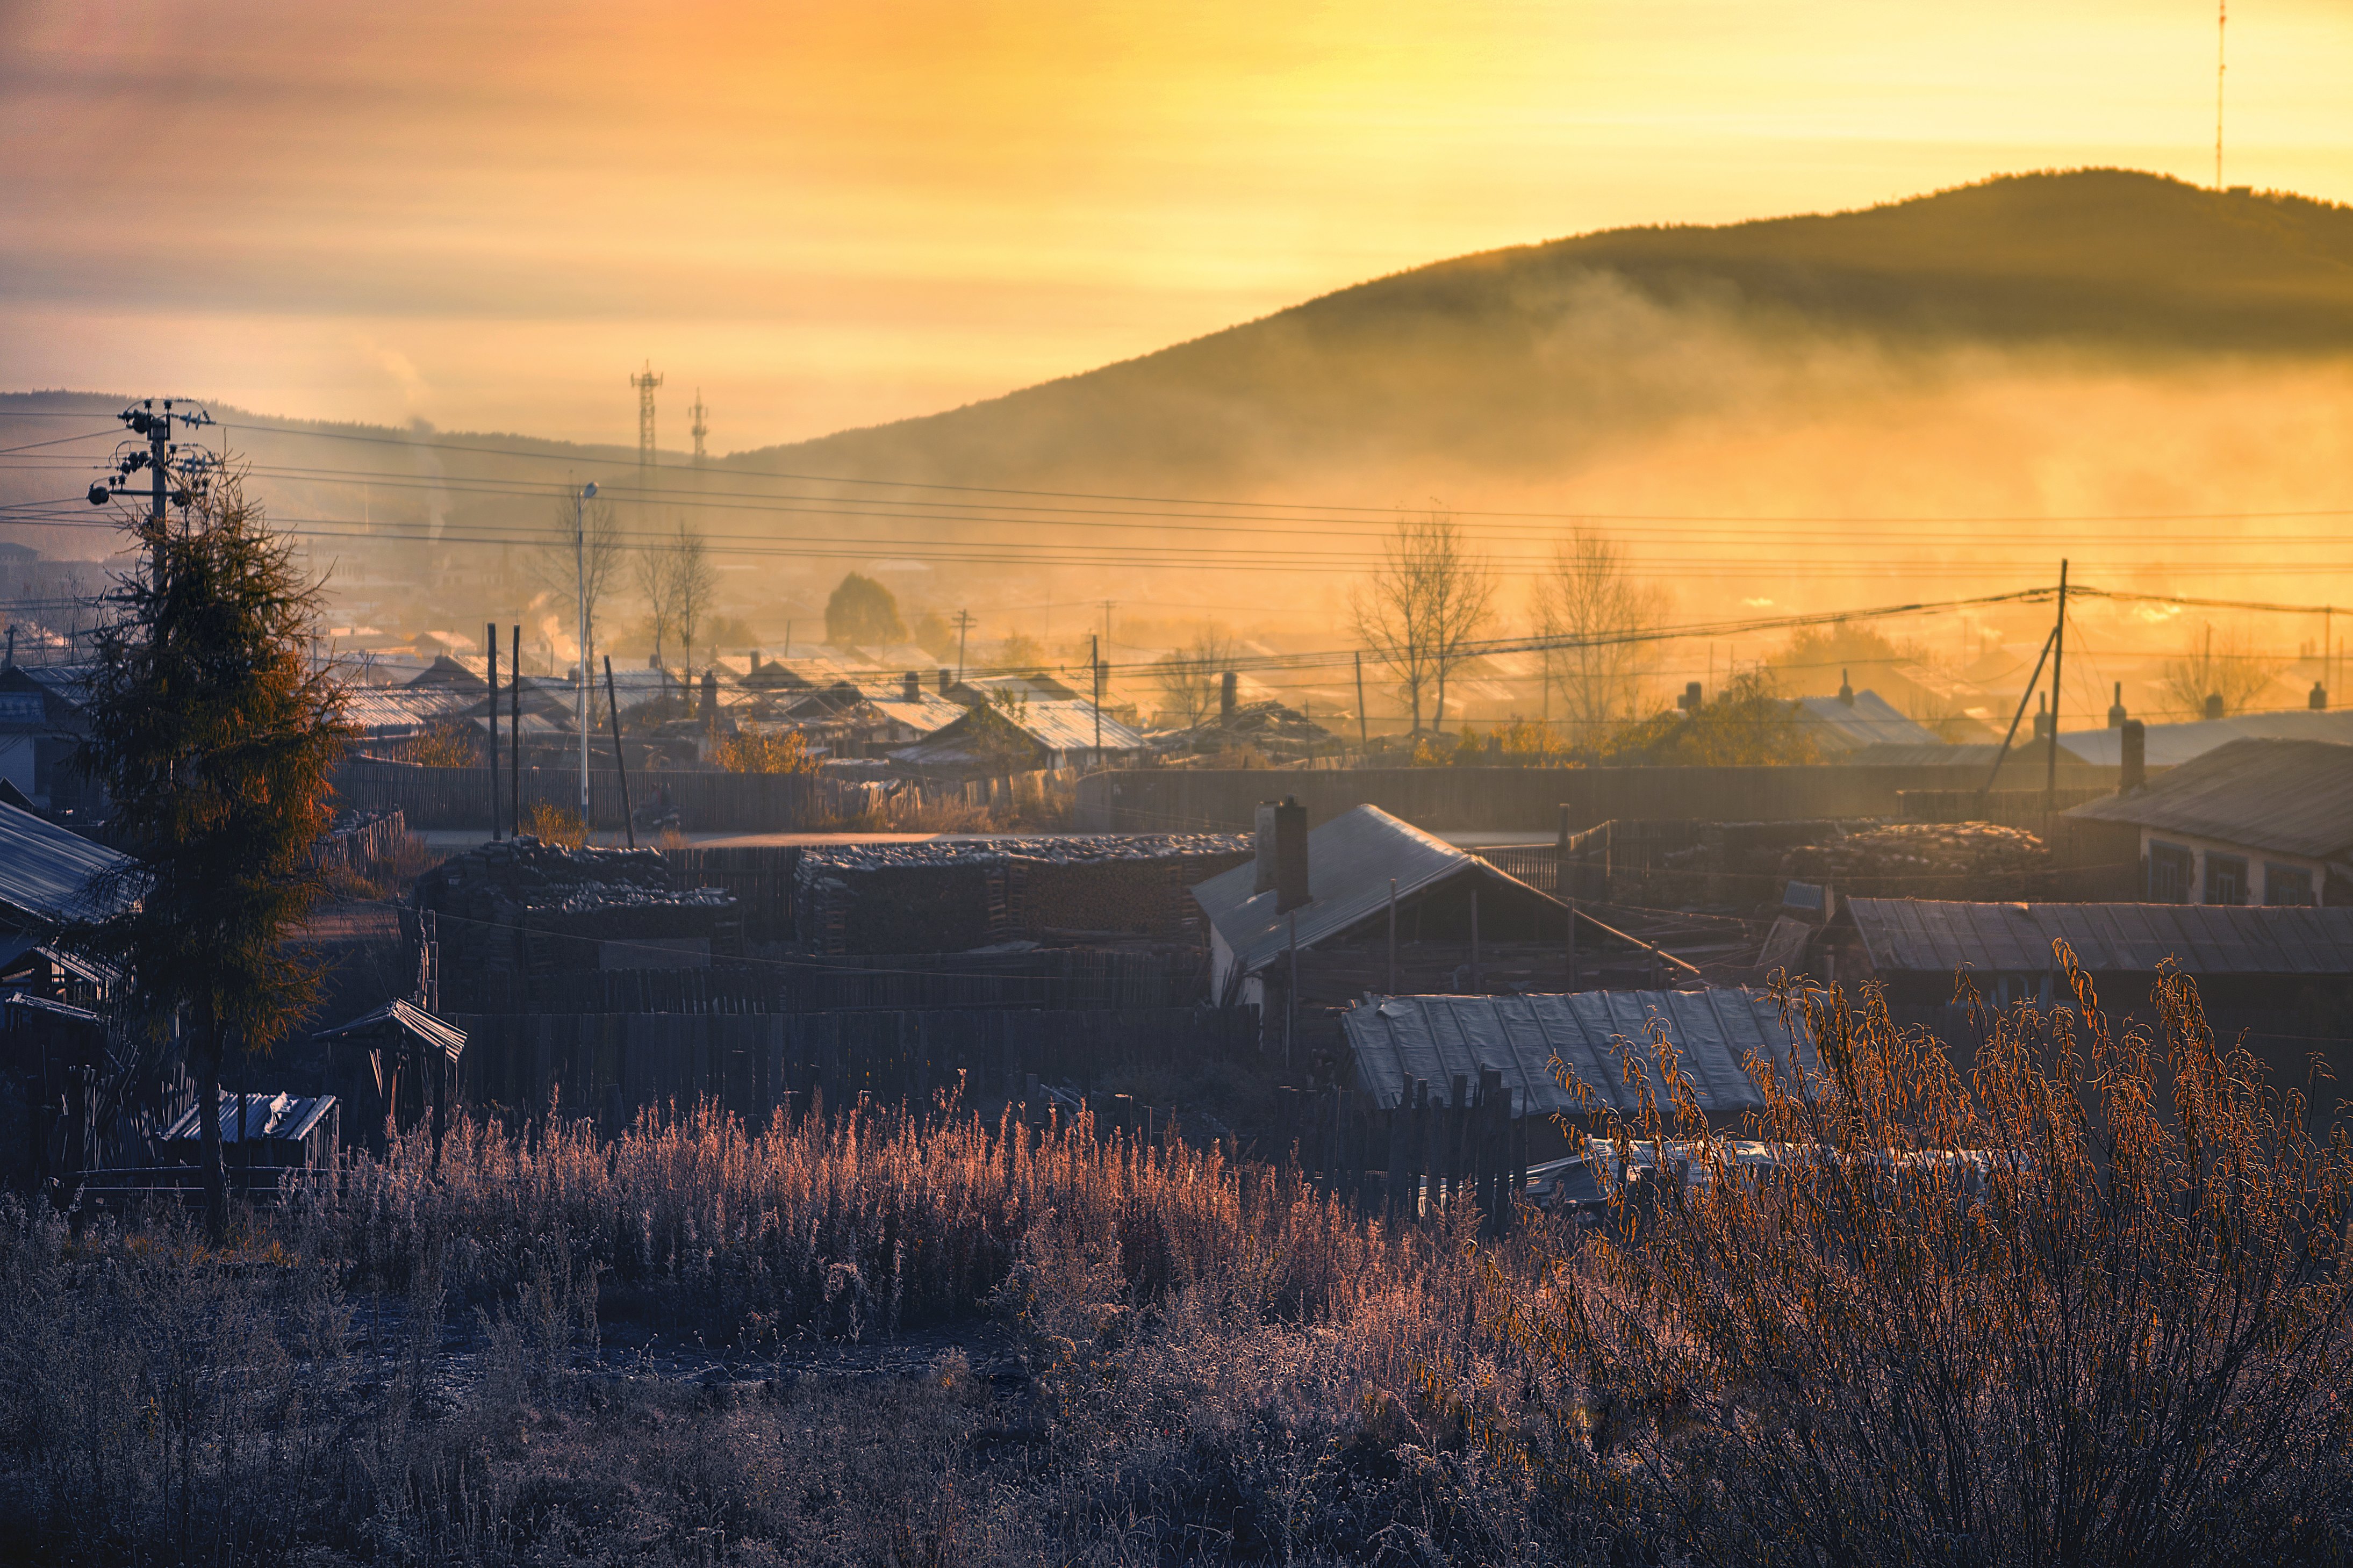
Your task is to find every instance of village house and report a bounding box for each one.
[2065,737,2353,905]
[892,697,1144,775]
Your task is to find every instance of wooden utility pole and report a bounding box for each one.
[486,621,499,838]
[2047,560,2068,810]
[1355,651,1368,750]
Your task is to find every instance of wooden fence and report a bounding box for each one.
[1469,844,1558,892]
[1079,763,2125,835]
[441,946,1210,1015]
[334,757,1082,833]
[452,1004,1257,1127]
[313,809,408,878]
[1269,1069,1534,1234]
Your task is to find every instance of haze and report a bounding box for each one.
[8,0,2353,443]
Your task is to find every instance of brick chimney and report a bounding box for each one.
[1253,795,1310,911]
[903,670,921,702]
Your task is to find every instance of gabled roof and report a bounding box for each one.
[2060,709,2353,768]
[893,699,1143,766]
[313,997,467,1061]
[1191,804,1558,977]
[1843,897,2353,976]
[867,693,966,733]
[1343,988,1820,1118]
[340,685,475,738]
[0,800,136,929]
[1795,691,1940,752]
[2066,737,2353,860]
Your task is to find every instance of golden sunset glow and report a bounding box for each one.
[6,1,2351,444]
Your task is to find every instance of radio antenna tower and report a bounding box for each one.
[689,387,709,464]
[2215,1,2227,189]
[630,361,664,466]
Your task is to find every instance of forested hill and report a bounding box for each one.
[747,170,2353,491]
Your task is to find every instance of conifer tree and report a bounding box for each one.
[77,471,351,1236]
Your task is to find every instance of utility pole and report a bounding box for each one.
[1354,651,1368,750]
[632,362,664,466]
[688,388,709,464]
[1091,633,1103,763]
[88,399,214,580]
[2047,559,2068,810]
[2216,1,2228,190]
[952,609,975,686]
[576,481,598,816]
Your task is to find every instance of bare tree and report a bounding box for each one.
[2160,622,2279,718]
[1534,529,1666,743]
[1151,624,1235,728]
[537,488,624,676]
[634,541,676,673]
[1352,512,1494,732]
[668,521,714,673]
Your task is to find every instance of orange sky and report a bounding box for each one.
[4,0,2350,448]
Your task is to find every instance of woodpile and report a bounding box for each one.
[413,835,742,981]
[1780,821,2050,901]
[795,833,1252,955]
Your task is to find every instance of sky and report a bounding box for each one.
[4,0,2351,451]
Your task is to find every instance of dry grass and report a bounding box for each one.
[517,801,586,848]
[2,971,2348,1565]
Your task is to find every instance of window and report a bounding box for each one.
[2148,841,2193,904]
[2205,853,2249,907]
[2264,862,2315,907]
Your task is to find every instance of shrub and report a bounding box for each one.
[1464,951,2353,1566]
[711,729,819,774]
[519,801,586,847]
[409,721,481,768]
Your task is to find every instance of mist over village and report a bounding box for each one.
[6,3,2353,1564]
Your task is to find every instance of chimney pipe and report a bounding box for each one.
[2033,691,2052,741]
[2107,681,2127,728]
[1219,670,1238,722]
[2120,718,2146,794]
[1678,680,1702,711]
[1253,795,1310,911]
[2204,693,2224,721]
[903,670,921,702]
[1837,670,1854,707]
[2311,679,2329,711]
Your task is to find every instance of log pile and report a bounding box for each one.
[795,833,1252,954]
[414,835,742,981]
[1780,821,2050,901]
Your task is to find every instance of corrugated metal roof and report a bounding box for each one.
[1797,691,1940,752]
[867,694,968,733]
[164,1090,338,1145]
[894,699,1142,766]
[2060,708,2353,768]
[2065,738,2353,860]
[0,801,135,928]
[1342,987,1820,1117]
[1191,804,1558,977]
[1846,896,2353,975]
[340,686,473,738]
[313,997,468,1061]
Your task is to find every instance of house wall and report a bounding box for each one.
[2135,826,2333,906]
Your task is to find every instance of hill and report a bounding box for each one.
[745,170,2353,492]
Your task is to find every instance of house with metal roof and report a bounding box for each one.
[892,698,1143,775]
[1794,686,1941,754]
[0,663,95,810]
[2057,708,2353,769]
[1820,896,2353,1111]
[1191,804,1574,1044]
[0,798,135,948]
[2065,737,2353,905]
[1342,987,1819,1123]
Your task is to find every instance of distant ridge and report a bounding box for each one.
[748,170,2353,490]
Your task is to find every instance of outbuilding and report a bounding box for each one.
[2065,737,2353,905]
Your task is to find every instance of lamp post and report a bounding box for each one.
[576,481,597,817]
